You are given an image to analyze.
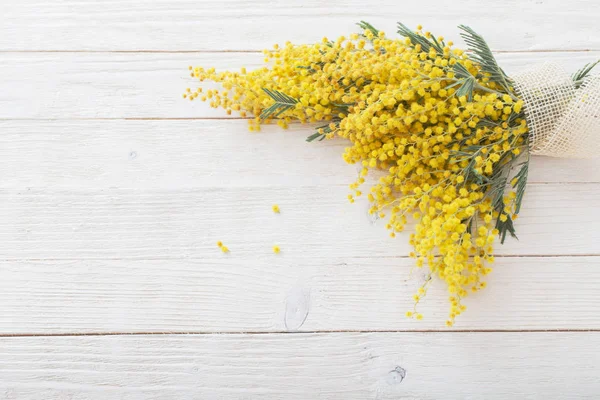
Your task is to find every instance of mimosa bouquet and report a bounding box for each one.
[184,22,600,326]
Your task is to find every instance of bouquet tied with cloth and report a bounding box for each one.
[184,22,599,326]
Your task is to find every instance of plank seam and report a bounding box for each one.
[1,329,599,338]
[0,182,598,190]
[0,49,598,54]
[0,118,248,121]
[1,254,600,262]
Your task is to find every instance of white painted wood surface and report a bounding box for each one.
[1,257,599,334]
[1,0,599,398]
[2,0,599,51]
[1,185,600,259]
[1,333,599,399]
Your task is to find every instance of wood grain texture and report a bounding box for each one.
[1,184,599,260]
[2,0,600,396]
[1,257,599,334]
[0,333,598,399]
[2,0,600,51]
[1,51,599,119]
[1,120,600,189]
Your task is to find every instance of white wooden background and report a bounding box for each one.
[1,1,600,398]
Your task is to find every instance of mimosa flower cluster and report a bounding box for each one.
[186,22,533,326]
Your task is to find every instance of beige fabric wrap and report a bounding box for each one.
[512,63,600,158]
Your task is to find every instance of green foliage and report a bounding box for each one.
[489,150,529,244]
[448,141,530,245]
[572,59,600,88]
[306,132,327,142]
[307,121,340,142]
[259,88,298,120]
[455,79,476,101]
[457,25,511,93]
[511,160,529,214]
[357,21,379,37]
[488,161,516,244]
[397,23,444,54]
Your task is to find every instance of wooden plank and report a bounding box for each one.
[0,256,599,334]
[2,0,599,51]
[1,120,599,189]
[1,51,599,119]
[0,184,598,260]
[0,332,598,398]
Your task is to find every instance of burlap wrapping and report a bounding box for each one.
[511,63,600,158]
